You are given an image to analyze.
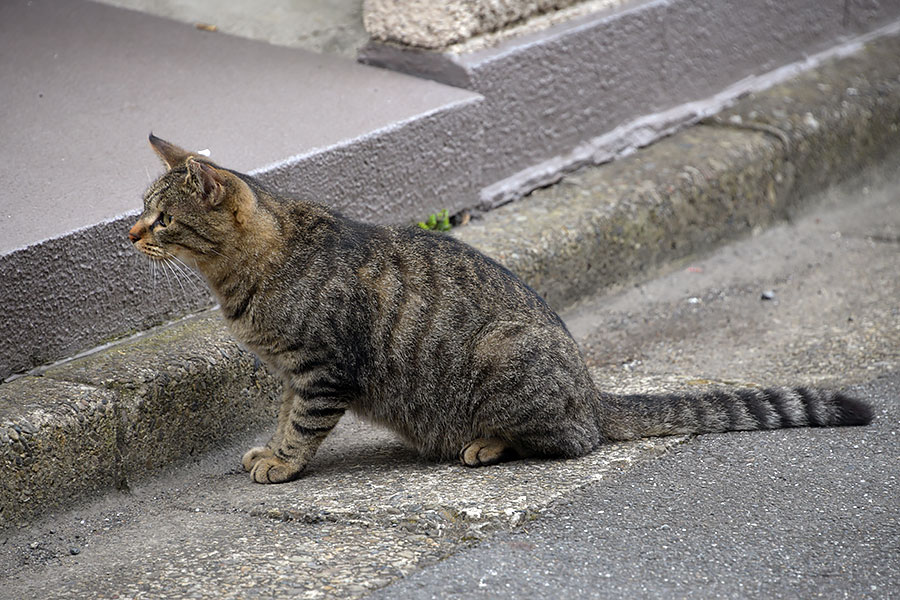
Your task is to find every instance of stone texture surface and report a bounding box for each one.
[1,312,280,527]
[0,377,119,527]
[363,0,592,49]
[661,0,846,98]
[43,312,281,478]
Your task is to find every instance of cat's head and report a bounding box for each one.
[129,135,260,269]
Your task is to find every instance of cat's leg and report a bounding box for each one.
[249,389,347,484]
[241,386,293,472]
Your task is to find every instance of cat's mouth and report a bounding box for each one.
[133,242,205,292]
[134,241,166,260]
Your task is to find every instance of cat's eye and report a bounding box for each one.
[154,212,173,228]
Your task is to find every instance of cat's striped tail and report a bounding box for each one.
[599,387,873,441]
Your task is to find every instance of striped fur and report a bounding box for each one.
[599,387,873,441]
[130,137,874,484]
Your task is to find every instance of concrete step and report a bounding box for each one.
[2,31,899,529]
[360,0,900,209]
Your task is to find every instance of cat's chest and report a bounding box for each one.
[224,316,289,372]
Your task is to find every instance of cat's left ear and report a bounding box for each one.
[186,157,226,208]
[149,133,196,169]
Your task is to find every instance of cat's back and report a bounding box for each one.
[275,198,558,324]
[248,200,568,377]
[374,222,560,326]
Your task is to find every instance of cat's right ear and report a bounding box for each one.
[186,157,226,209]
[149,133,194,169]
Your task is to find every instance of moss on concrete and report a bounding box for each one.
[1,311,281,529]
[44,311,281,480]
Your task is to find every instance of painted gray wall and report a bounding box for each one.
[362,0,900,206]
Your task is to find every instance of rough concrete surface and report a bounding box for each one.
[0,149,896,600]
[2,31,900,530]
[573,162,900,399]
[454,31,900,309]
[363,0,624,49]
[0,378,120,528]
[361,0,900,210]
[1,313,281,527]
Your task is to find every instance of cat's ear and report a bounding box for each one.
[149,133,195,169]
[186,157,226,208]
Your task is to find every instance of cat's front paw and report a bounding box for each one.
[459,437,517,467]
[249,456,303,484]
[241,446,274,472]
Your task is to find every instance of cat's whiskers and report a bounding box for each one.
[149,257,159,289]
[166,259,189,296]
[166,256,205,294]
[206,246,230,260]
[156,258,179,302]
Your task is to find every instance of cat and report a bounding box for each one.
[129,134,874,484]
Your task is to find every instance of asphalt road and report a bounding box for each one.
[371,370,898,599]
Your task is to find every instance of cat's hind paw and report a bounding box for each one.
[249,455,303,484]
[459,437,518,467]
[241,446,274,472]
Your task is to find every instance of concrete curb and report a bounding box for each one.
[1,314,280,527]
[454,31,900,308]
[2,32,899,529]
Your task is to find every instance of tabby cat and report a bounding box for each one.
[129,135,873,484]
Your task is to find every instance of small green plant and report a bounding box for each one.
[418,209,452,232]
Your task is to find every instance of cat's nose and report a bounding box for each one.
[128,223,143,243]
